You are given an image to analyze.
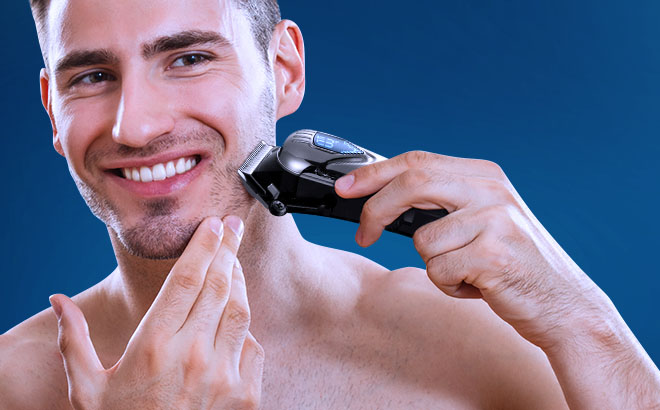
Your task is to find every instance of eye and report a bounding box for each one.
[71,71,117,86]
[170,53,214,68]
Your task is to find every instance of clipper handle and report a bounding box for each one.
[328,196,448,237]
[289,173,449,237]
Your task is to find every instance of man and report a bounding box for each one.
[1,0,658,408]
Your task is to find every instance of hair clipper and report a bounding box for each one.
[237,130,448,237]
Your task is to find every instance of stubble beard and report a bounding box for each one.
[74,85,276,260]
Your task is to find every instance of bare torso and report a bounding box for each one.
[0,248,568,409]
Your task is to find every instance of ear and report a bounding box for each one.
[270,20,305,119]
[40,68,64,157]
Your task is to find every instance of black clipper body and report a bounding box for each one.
[237,130,448,237]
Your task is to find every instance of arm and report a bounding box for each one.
[336,151,660,408]
[543,286,660,409]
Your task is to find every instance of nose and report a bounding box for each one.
[112,74,175,147]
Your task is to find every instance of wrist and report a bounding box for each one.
[538,292,660,409]
[536,286,629,356]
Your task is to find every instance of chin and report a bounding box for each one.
[116,214,201,260]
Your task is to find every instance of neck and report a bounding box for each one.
[103,203,322,337]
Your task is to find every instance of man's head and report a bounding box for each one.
[31,0,305,260]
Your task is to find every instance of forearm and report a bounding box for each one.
[543,290,660,409]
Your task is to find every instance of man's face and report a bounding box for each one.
[44,0,276,259]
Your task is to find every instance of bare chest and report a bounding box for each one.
[259,342,479,410]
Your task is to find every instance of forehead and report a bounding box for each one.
[47,0,248,62]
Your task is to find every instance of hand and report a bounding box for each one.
[49,216,264,410]
[335,151,606,349]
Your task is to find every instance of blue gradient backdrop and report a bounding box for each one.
[2,1,658,366]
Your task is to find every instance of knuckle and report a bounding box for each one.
[141,341,167,374]
[412,223,438,261]
[480,159,506,178]
[172,268,202,292]
[425,255,450,282]
[482,178,515,203]
[403,150,432,167]
[226,303,252,328]
[481,203,512,221]
[427,253,469,283]
[484,203,521,234]
[183,343,209,374]
[145,310,177,334]
[206,275,231,298]
[362,162,382,179]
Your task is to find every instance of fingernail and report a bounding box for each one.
[225,215,244,239]
[209,217,223,238]
[335,174,355,192]
[49,295,62,320]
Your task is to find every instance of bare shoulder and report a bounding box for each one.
[1,307,70,410]
[356,265,569,410]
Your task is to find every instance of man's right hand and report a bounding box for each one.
[49,216,264,410]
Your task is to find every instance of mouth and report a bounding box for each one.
[108,154,203,182]
[104,153,207,198]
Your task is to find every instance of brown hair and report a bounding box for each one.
[29,0,281,66]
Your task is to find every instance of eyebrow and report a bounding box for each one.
[141,30,232,59]
[55,49,119,76]
[54,30,231,76]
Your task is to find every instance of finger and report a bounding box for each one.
[425,227,515,299]
[412,209,486,298]
[412,207,483,264]
[335,151,501,199]
[184,215,244,340]
[425,245,484,298]
[238,332,265,400]
[215,258,251,368]
[142,217,224,336]
[50,294,105,403]
[356,169,478,246]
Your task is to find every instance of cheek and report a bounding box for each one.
[54,95,118,175]
[175,73,262,152]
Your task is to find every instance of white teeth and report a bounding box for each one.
[140,166,153,183]
[175,158,186,174]
[121,156,199,183]
[166,161,176,178]
[152,164,166,181]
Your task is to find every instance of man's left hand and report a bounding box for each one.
[334,150,605,350]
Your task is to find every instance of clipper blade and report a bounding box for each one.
[239,141,275,176]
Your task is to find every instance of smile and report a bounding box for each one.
[114,155,201,183]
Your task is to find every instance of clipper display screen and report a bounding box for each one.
[313,132,364,155]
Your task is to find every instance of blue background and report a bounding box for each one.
[2,1,658,367]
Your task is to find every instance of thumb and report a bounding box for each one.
[50,294,105,401]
